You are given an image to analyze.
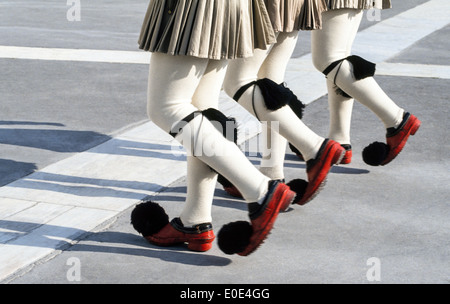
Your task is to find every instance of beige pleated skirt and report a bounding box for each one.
[265,0,328,32]
[325,0,391,10]
[138,0,277,60]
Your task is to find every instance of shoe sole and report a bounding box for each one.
[381,115,421,166]
[339,150,353,165]
[145,236,215,252]
[145,232,215,252]
[238,185,296,256]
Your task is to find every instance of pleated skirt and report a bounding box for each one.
[325,0,391,10]
[265,0,328,32]
[138,0,277,60]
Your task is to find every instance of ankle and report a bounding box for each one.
[387,109,406,130]
[248,180,279,219]
[387,111,410,137]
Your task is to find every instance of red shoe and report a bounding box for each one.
[340,144,353,165]
[381,112,421,166]
[145,218,215,252]
[238,181,296,256]
[290,143,352,165]
[296,139,345,205]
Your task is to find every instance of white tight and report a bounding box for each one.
[311,9,404,144]
[147,53,270,226]
[223,31,325,180]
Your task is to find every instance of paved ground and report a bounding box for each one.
[0,0,449,286]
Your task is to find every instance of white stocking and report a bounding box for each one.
[147,53,271,225]
[311,9,404,140]
[224,32,324,163]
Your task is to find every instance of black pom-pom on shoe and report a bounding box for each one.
[130,201,169,237]
[362,142,390,166]
[287,179,308,205]
[217,221,253,255]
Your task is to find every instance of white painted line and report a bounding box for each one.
[376,62,450,79]
[353,0,450,62]
[0,206,116,281]
[286,0,450,103]
[0,121,187,280]
[0,46,150,64]
[0,121,186,211]
[285,54,328,104]
[0,198,36,219]
[284,59,450,104]
[0,1,448,68]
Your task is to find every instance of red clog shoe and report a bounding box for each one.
[238,180,296,256]
[381,112,421,166]
[145,218,215,252]
[217,181,296,256]
[290,142,352,165]
[340,144,353,165]
[296,139,345,205]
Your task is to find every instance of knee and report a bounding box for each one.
[311,51,331,74]
[146,93,174,132]
[146,94,159,123]
[222,76,242,100]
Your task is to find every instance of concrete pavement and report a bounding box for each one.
[0,0,449,285]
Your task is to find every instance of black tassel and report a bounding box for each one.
[234,79,305,117]
[323,56,376,97]
[202,108,238,143]
[362,141,390,166]
[287,179,308,204]
[217,174,234,188]
[346,55,376,80]
[255,78,291,111]
[289,143,303,159]
[130,201,169,237]
[217,221,253,255]
[202,108,239,176]
[288,92,306,119]
[334,86,352,98]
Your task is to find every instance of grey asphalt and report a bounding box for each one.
[1,0,449,285]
